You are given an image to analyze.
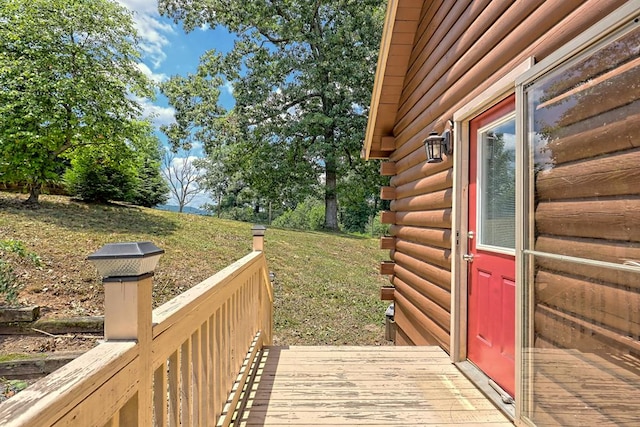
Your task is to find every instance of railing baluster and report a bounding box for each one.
[199,321,208,426]
[153,361,168,426]
[168,350,180,427]
[213,307,222,420]
[191,329,201,425]
[180,338,192,427]
[207,314,216,425]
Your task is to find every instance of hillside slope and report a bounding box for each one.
[0,192,390,345]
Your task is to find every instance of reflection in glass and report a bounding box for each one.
[479,119,516,250]
[522,24,640,426]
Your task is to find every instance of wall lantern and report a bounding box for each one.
[423,129,452,163]
[87,241,164,279]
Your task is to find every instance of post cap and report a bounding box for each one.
[252,225,267,237]
[88,241,164,278]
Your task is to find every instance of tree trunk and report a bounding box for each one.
[324,156,339,230]
[25,182,42,205]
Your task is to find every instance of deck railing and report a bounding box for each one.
[0,230,273,426]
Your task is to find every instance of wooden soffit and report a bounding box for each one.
[362,0,422,160]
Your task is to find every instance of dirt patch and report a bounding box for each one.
[0,333,101,355]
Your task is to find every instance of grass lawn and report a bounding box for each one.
[0,191,391,346]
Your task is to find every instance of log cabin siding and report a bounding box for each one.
[373,0,626,347]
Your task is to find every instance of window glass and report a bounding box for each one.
[522,22,640,426]
[478,118,516,250]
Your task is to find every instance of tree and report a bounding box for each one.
[0,0,153,204]
[128,124,170,208]
[64,121,168,206]
[162,149,204,213]
[64,144,137,203]
[159,0,385,230]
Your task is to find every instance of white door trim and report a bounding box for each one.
[450,58,534,364]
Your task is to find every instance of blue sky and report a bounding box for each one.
[117,0,236,207]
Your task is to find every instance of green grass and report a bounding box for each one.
[0,192,390,345]
[0,354,35,363]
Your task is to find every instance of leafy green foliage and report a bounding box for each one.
[1,378,30,401]
[0,239,42,305]
[159,0,386,229]
[0,0,153,203]
[64,146,137,203]
[0,261,18,306]
[0,240,41,266]
[64,122,168,206]
[131,158,170,208]
[272,198,325,231]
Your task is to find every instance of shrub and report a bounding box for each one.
[272,198,325,231]
[0,239,41,306]
[0,260,18,306]
[64,147,136,203]
[369,214,390,237]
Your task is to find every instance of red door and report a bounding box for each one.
[467,95,516,397]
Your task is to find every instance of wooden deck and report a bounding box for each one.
[233,346,512,426]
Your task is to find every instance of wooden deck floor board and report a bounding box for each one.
[235,346,512,426]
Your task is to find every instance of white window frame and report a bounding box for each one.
[475,113,517,256]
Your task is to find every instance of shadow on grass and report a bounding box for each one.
[268,225,373,240]
[1,194,178,236]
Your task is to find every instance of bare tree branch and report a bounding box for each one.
[162,149,204,212]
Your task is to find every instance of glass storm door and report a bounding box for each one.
[467,95,516,397]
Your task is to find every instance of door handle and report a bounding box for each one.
[463,254,474,262]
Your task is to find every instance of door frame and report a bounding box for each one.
[450,58,533,417]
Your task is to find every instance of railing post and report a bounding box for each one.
[88,242,164,427]
[252,224,266,251]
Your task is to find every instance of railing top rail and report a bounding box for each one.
[152,251,266,338]
[0,341,137,427]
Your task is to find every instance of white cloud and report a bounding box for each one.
[117,0,174,69]
[133,95,176,127]
[223,80,234,95]
[136,62,168,83]
[117,0,159,15]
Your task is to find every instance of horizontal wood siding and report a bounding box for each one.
[381,0,626,350]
